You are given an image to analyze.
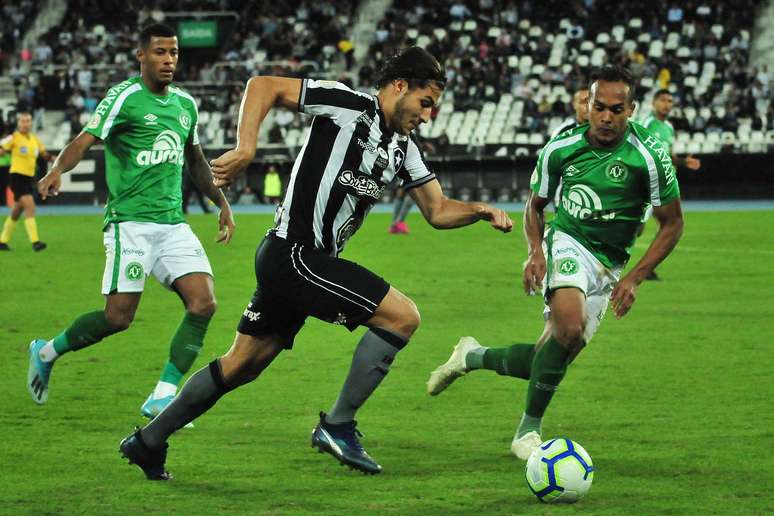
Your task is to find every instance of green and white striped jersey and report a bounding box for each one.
[85,76,200,228]
[530,122,680,267]
[642,115,675,153]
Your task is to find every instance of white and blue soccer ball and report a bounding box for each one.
[525,438,594,503]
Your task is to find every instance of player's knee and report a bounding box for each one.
[554,323,584,349]
[396,298,421,337]
[104,310,134,331]
[188,297,217,318]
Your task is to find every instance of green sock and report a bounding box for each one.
[52,311,123,355]
[166,312,211,378]
[470,344,535,379]
[159,361,184,385]
[519,336,571,437]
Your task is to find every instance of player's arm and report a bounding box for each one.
[38,131,98,199]
[523,139,563,295]
[184,142,235,243]
[522,191,551,295]
[408,180,512,231]
[211,77,302,186]
[610,199,684,319]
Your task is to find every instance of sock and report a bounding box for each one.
[38,341,60,362]
[396,196,413,222]
[50,311,124,357]
[391,196,403,223]
[167,312,210,375]
[469,344,535,380]
[141,360,229,448]
[518,336,571,437]
[326,327,408,425]
[24,217,39,242]
[0,217,16,243]
[152,362,183,399]
[517,412,543,438]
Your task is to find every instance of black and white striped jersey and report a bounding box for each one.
[271,79,436,256]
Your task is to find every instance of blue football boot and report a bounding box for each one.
[27,339,53,404]
[311,412,382,475]
[140,394,194,428]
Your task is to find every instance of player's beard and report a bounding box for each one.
[391,97,413,135]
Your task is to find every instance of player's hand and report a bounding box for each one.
[483,206,513,233]
[522,251,546,296]
[38,170,62,200]
[610,274,639,319]
[684,155,701,170]
[211,148,254,187]
[216,203,235,244]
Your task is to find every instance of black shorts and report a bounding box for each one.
[9,173,34,198]
[237,233,391,349]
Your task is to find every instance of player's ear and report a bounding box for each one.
[136,47,144,63]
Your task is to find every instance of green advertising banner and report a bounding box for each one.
[178,20,218,47]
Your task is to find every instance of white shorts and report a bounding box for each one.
[541,229,622,343]
[101,221,213,294]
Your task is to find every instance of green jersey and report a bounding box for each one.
[85,76,200,228]
[642,115,675,152]
[531,122,680,267]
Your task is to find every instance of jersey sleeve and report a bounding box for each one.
[0,134,13,151]
[35,135,46,154]
[298,79,373,123]
[84,81,139,140]
[633,130,680,206]
[187,98,200,146]
[530,139,564,199]
[396,135,436,190]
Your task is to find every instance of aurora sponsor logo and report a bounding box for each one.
[561,184,616,221]
[136,130,185,166]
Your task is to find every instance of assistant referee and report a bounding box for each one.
[0,111,54,251]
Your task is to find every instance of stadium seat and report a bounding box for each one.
[649,40,664,58]
[628,18,642,29]
[487,27,501,38]
[611,25,626,43]
[596,33,610,45]
[463,20,477,32]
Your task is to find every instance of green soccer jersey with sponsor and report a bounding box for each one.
[642,115,675,153]
[531,122,680,267]
[85,76,200,228]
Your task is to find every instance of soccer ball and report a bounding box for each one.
[525,438,594,503]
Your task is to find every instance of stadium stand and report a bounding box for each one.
[1,0,773,203]
[371,0,771,153]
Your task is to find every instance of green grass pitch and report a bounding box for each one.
[1,210,772,514]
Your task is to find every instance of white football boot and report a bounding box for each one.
[511,431,543,460]
[426,336,482,395]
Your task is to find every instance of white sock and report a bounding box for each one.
[152,381,178,399]
[38,341,59,362]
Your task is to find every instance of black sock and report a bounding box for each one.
[140,360,229,448]
[326,328,407,424]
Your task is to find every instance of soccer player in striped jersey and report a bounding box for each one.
[29,24,235,423]
[427,66,684,460]
[120,47,512,479]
